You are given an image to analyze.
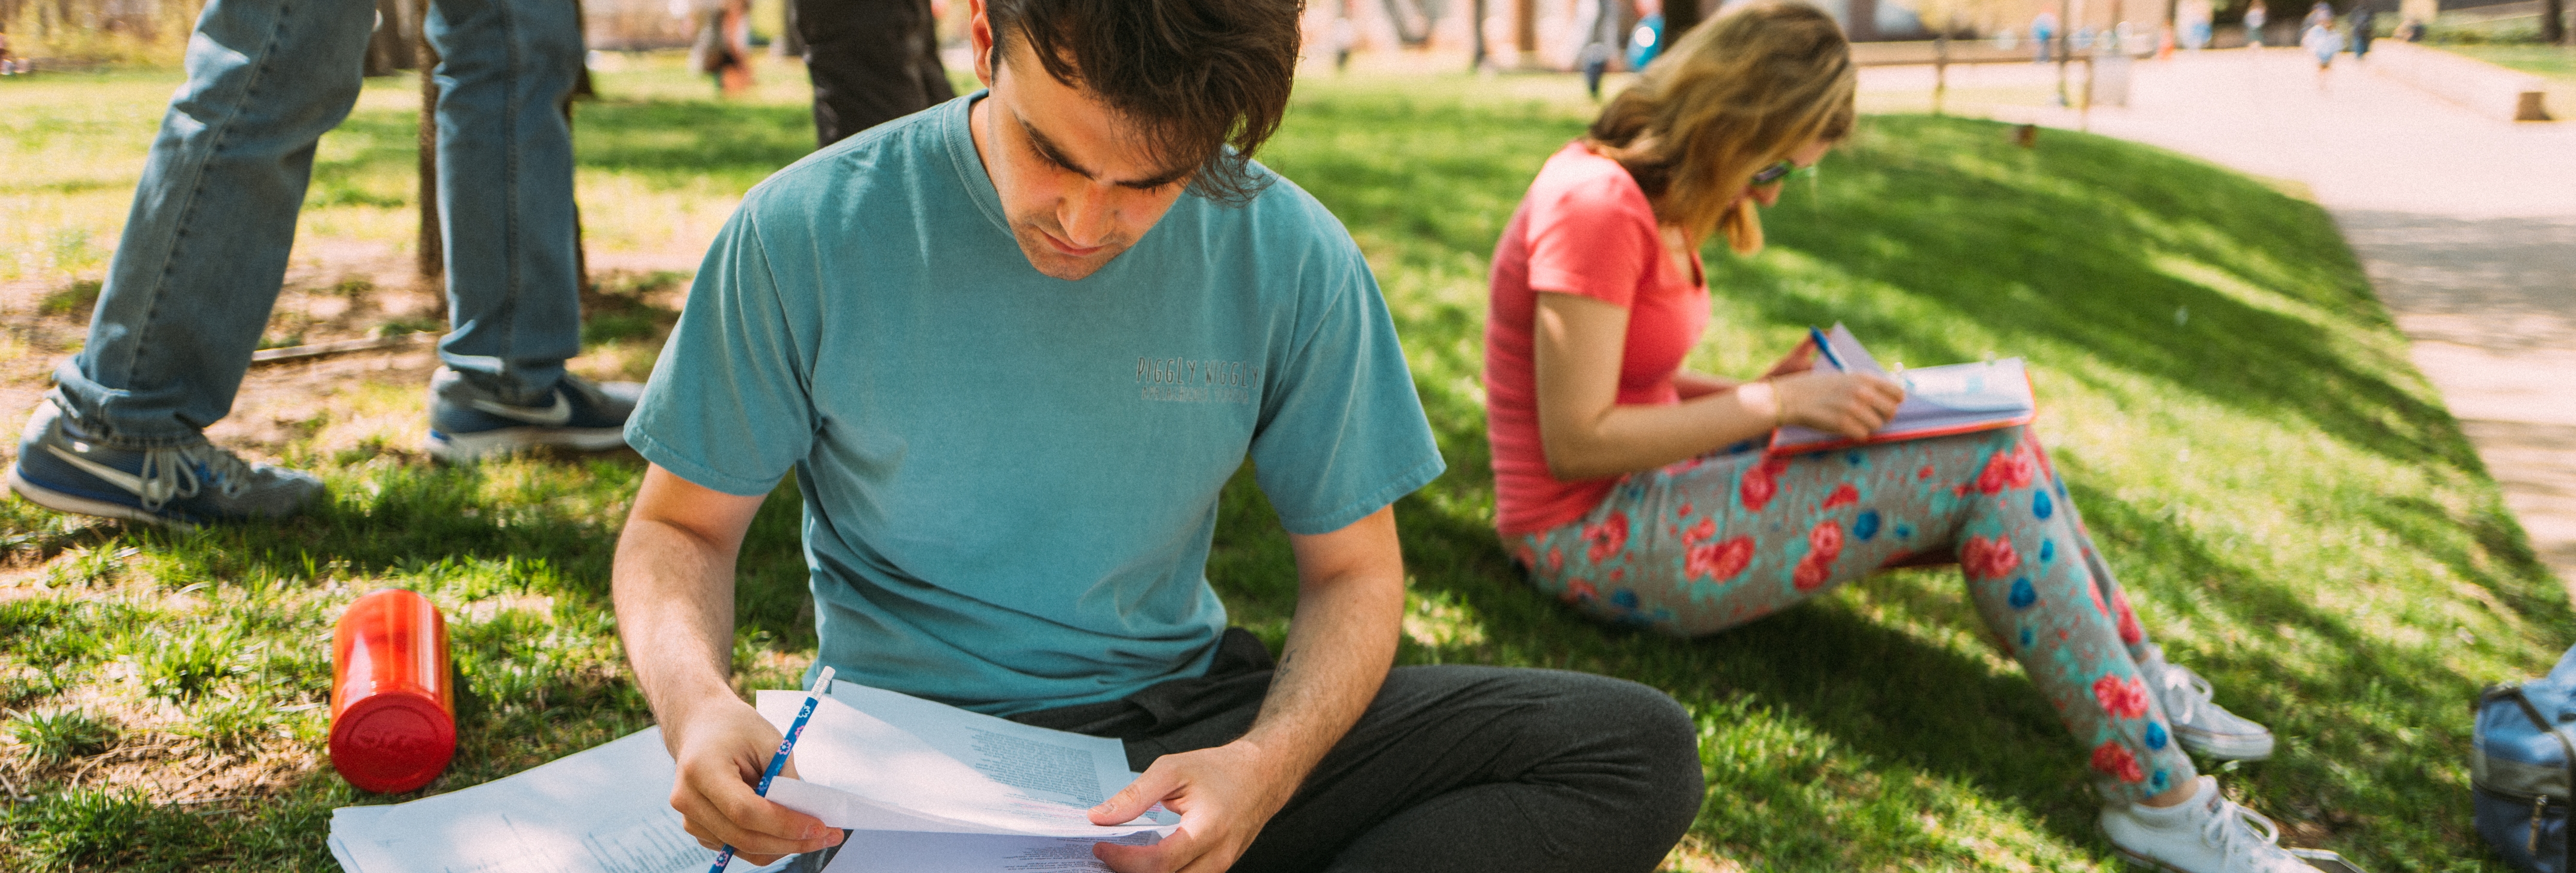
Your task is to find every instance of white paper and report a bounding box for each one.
[328,728,791,873]
[753,682,1177,839]
[1823,323,1889,375]
[330,682,1175,873]
[1777,324,2033,449]
[819,831,1159,873]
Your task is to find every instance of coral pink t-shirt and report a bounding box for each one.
[1485,142,1709,536]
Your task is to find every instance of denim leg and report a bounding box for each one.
[52,0,372,447]
[426,0,583,403]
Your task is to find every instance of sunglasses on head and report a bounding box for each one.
[1750,159,1819,186]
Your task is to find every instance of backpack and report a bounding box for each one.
[2476,645,2576,872]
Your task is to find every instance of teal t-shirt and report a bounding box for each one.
[627,94,1445,716]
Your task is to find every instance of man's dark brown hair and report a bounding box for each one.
[989,0,1301,204]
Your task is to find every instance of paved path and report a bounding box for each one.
[1861,50,2576,592]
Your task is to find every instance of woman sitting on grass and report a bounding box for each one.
[1482,5,2303,871]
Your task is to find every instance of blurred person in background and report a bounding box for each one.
[2348,3,2374,57]
[1334,6,1358,73]
[1480,5,2312,871]
[10,0,643,529]
[2032,9,2058,61]
[692,0,756,95]
[2182,0,2215,49]
[792,0,954,146]
[2245,0,2268,47]
[2302,14,2342,78]
[1629,0,1666,70]
[1577,0,1616,97]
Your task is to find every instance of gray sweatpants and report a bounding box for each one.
[1004,629,1708,873]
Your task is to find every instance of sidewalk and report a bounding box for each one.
[1862,49,2576,592]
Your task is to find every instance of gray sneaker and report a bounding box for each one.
[423,367,642,462]
[6,398,324,529]
[2142,644,2275,761]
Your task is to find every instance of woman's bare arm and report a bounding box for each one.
[1531,291,1905,481]
[1670,369,1740,399]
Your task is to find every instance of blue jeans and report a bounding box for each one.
[54,0,585,448]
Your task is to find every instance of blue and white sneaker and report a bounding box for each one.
[7,398,324,529]
[424,367,642,462]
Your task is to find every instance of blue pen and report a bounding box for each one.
[707,665,838,873]
[1808,326,1848,372]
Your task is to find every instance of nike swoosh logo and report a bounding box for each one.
[46,444,148,496]
[468,393,573,427]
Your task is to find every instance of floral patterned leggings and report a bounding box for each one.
[1508,426,2192,802]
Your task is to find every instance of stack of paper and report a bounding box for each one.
[751,681,1176,840]
[328,728,794,873]
[1771,323,2037,452]
[328,682,1176,873]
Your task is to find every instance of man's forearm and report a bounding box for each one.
[1238,515,1407,788]
[613,515,749,729]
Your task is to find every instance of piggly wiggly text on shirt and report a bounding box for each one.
[1137,356,1260,404]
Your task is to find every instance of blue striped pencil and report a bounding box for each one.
[706,665,836,873]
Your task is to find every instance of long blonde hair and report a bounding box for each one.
[1588,2,1857,254]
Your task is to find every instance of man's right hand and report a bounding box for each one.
[665,696,844,864]
[616,466,824,862]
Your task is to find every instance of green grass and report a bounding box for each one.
[0,67,2558,871]
[8,709,115,767]
[2442,43,2576,78]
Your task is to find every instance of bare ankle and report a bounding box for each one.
[2138,781,2198,808]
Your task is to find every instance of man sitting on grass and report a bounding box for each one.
[608,0,1707,870]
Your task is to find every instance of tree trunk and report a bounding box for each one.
[1470,0,1488,71]
[1516,0,1537,53]
[775,0,804,57]
[2548,0,2567,45]
[365,0,418,77]
[416,6,442,281]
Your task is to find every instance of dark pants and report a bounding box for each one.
[1006,629,1707,873]
[793,0,954,147]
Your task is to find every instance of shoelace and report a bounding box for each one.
[133,443,255,511]
[2169,663,2217,706]
[2198,797,2292,870]
[2145,650,2216,714]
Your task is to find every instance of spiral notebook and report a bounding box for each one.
[1769,324,2036,453]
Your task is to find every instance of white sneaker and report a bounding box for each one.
[2102,776,2311,873]
[2142,644,2275,760]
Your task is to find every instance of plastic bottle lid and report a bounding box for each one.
[329,691,457,794]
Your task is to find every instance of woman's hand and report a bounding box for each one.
[1762,339,1817,379]
[1771,370,1905,440]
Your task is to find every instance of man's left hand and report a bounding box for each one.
[1085,739,1296,873]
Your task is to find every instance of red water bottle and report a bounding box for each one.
[329,589,457,794]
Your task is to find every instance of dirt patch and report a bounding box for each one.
[0,242,687,464]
